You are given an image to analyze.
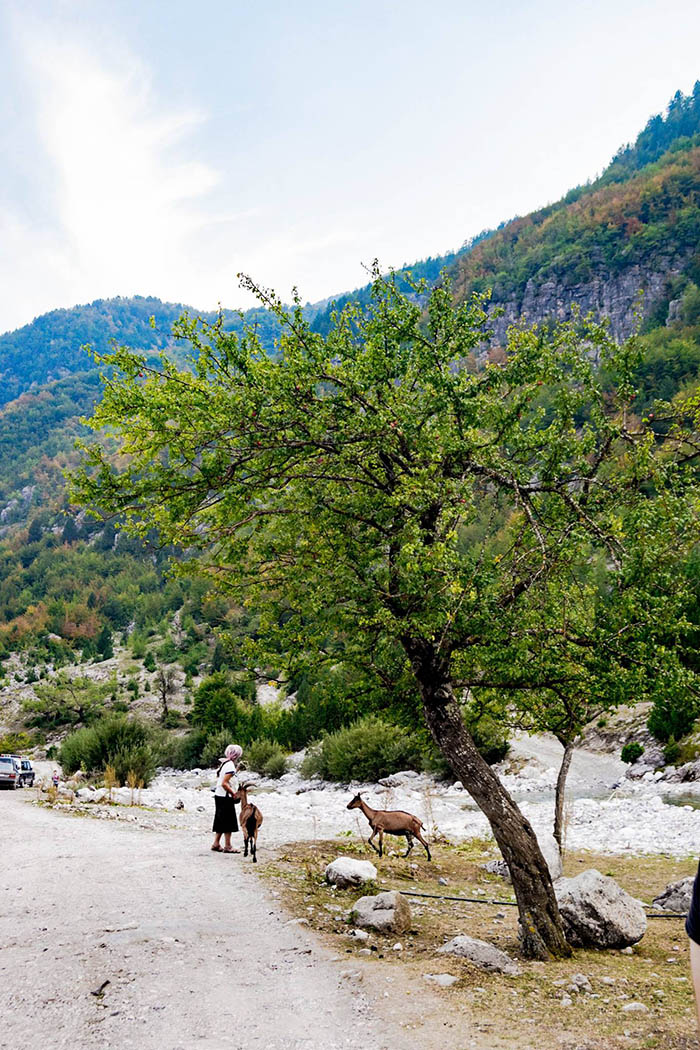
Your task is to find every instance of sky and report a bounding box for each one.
[1,0,700,333]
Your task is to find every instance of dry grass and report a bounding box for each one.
[260,837,698,1049]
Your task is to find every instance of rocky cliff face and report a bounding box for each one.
[483,254,691,346]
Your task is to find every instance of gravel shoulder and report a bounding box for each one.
[0,793,483,1050]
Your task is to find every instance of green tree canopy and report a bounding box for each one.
[72,270,700,958]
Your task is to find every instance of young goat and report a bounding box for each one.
[347,793,431,861]
[235,783,263,862]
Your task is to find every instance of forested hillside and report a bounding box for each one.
[450,84,700,343]
[0,296,285,407]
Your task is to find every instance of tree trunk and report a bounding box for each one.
[405,642,571,960]
[553,739,574,852]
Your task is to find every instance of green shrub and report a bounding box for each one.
[0,730,36,752]
[162,710,185,729]
[59,715,157,785]
[200,729,231,769]
[245,737,288,778]
[648,693,699,742]
[158,729,208,770]
[620,741,644,764]
[129,632,147,659]
[157,639,179,664]
[143,652,156,672]
[663,736,681,765]
[300,716,422,782]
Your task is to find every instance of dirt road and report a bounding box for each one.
[0,795,447,1050]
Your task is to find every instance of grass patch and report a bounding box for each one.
[260,839,698,1049]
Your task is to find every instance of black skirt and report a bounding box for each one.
[213,794,239,834]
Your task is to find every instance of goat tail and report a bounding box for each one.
[245,812,257,837]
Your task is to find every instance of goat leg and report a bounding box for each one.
[403,834,414,858]
[415,830,431,861]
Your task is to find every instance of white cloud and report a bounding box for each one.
[2,13,229,329]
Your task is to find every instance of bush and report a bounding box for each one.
[157,729,208,770]
[200,729,231,769]
[648,693,699,743]
[143,652,156,672]
[245,737,288,779]
[663,736,681,765]
[620,741,644,764]
[0,730,36,752]
[299,716,422,782]
[59,715,157,785]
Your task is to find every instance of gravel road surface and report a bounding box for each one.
[0,795,449,1050]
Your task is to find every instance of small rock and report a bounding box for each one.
[482,859,510,879]
[560,995,573,1007]
[175,799,184,810]
[437,935,521,976]
[325,857,378,889]
[348,929,369,942]
[350,891,411,934]
[392,942,403,951]
[652,876,694,914]
[621,1002,648,1013]
[437,876,449,887]
[339,970,363,985]
[424,973,459,988]
[620,946,634,955]
[377,770,421,787]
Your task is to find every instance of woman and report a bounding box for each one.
[211,744,243,853]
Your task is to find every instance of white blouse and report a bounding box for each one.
[214,759,239,798]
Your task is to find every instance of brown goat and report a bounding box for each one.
[234,783,263,862]
[347,793,431,860]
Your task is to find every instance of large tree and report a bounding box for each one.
[73,272,699,958]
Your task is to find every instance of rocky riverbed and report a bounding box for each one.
[50,733,700,859]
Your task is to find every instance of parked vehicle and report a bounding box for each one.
[0,755,21,789]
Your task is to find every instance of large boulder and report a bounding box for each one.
[437,935,521,976]
[652,876,695,913]
[325,857,377,889]
[349,891,411,934]
[554,869,647,948]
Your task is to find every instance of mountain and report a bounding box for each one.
[0,295,285,408]
[449,84,700,343]
[1,84,700,572]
